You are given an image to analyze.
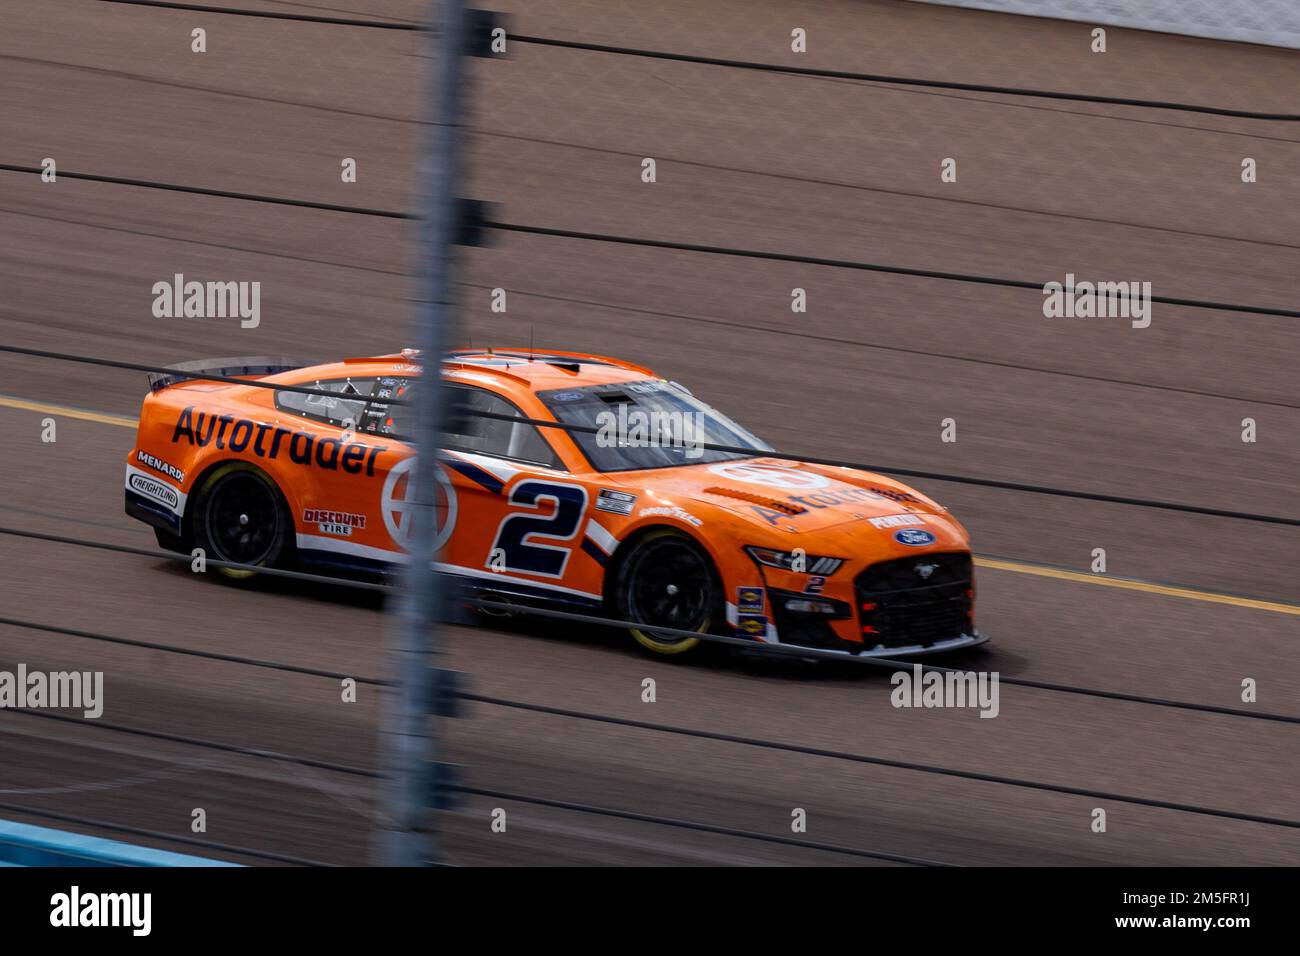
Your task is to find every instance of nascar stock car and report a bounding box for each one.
[124,348,987,658]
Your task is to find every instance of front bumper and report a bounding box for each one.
[735,550,984,657]
[805,629,989,659]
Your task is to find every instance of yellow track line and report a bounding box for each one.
[4,393,1297,617]
[0,394,135,429]
[974,557,1300,617]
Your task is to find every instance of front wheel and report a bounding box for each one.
[613,529,720,656]
[191,463,293,579]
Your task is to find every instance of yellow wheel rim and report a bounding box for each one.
[630,625,704,656]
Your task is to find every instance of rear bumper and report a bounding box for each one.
[125,489,181,534]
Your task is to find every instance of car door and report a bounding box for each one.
[435,385,600,603]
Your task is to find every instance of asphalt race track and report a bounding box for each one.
[0,0,1297,865]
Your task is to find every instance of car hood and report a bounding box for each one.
[613,457,957,536]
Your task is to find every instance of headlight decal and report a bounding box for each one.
[744,546,844,576]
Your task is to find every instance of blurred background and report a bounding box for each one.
[0,0,1297,865]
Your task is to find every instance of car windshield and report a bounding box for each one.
[537,380,772,472]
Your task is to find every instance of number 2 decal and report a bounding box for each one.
[488,481,588,578]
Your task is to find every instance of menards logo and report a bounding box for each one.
[136,450,184,482]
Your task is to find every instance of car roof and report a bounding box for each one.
[288,348,661,393]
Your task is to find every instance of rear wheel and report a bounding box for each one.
[614,529,720,656]
[191,463,292,579]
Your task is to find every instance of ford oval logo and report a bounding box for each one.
[894,528,936,547]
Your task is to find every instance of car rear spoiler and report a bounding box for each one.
[147,356,309,394]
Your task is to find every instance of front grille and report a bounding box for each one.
[855,552,973,648]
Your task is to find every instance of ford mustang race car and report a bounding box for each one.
[124,348,986,658]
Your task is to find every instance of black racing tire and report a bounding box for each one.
[613,528,721,656]
[190,462,293,580]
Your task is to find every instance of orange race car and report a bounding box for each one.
[124,349,986,658]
